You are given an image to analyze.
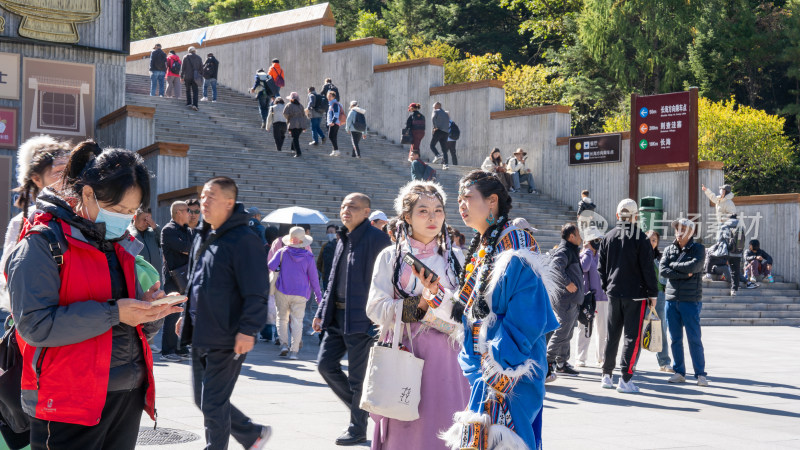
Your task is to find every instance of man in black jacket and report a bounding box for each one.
[149,43,167,96]
[180,46,203,110]
[660,218,708,387]
[178,177,271,450]
[200,52,219,103]
[546,223,584,380]
[312,193,391,446]
[598,199,658,394]
[160,201,191,362]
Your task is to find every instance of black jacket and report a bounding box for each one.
[744,248,772,266]
[149,48,167,72]
[315,219,391,334]
[202,56,219,79]
[161,220,191,293]
[660,238,706,302]
[577,197,596,216]
[406,111,425,131]
[550,239,584,305]
[181,203,269,349]
[180,53,203,81]
[598,221,658,299]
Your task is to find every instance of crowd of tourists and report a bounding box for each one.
[0,57,775,450]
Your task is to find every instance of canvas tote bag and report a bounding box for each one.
[360,302,425,421]
[641,306,663,353]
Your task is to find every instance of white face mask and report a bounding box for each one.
[327,233,336,241]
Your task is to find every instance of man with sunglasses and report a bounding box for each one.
[186,198,202,229]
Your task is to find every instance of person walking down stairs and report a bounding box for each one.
[266,97,287,152]
[283,92,309,158]
[327,92,343,157]
[345,101,367,158]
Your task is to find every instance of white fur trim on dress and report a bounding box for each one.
[440,411,529,450]
[393,180,448,217]
[17,135,58,186]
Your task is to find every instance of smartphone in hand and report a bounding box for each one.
[403,253,439,284]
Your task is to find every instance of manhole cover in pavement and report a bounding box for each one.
[137,427,200,445]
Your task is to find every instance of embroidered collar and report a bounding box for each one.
[408,236,439,255]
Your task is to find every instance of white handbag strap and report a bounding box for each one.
[391,301,404,350]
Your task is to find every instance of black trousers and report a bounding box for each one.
[317,309,374,436]
[162,310,185,355]
[290,128,303,155]
[429,129,448,157]
[30,387,145,450]
[192,347,262,450]
[272,122,287,151]
[185,80,199,107]
[350,131,362,157]
[603,297,647,382]
[444,140,458,165]
[727,256,742,291]
[329,124,340,150]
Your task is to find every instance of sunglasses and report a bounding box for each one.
[188,209,201,215]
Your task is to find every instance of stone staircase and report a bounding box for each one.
[124,74,800,326]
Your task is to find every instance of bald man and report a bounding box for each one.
[313,193,391,446]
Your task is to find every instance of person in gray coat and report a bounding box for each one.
[659,218,708,387]
[429,102,449,164]
[546,223,585,380]
[129,208,162,277]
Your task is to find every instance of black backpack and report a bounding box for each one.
[313,93,328,114]
[353,111,367,132]
[448,122,460,140]
[168,58,181,75]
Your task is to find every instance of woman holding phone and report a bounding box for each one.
[440,170,559,450]
[366,180,469,450]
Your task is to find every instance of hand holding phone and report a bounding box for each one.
[403,253,439,284]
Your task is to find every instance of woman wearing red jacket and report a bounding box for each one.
[7,141,181,449]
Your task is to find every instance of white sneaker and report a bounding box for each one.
[697,375,709,387]
[702,274,713,282]
[660,365,675,373]
[576,361,586,367]
[442,164,449,170]
[668,373,686,383]
[200,97,208,101]
[545,372,557,384]
[279,346,289,357]
[600,374,614,389]
[288,351,299,360]
[432,155,443,164]
[730,289,737,297]
[249,425,272,450]
[329,150,341,157]
[616,378,640,393]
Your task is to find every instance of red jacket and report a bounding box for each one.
[166,53,181,78]
[16,214,156,426]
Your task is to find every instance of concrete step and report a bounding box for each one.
[701,318,800,326]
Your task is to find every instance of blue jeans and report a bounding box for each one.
[666,301,707,377]
[310,117,325,142]
[258,94,270,121]
[203,78,217,100]
[512,171,537,191]
[655,291,671,366]
[150,71,165,96]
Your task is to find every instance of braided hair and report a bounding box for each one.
[452,170,513,321]
[13,136,70,227]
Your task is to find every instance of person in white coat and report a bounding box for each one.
[702,183,736,223]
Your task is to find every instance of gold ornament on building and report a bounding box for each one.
[0,16,5,33]
[0,0,101,43]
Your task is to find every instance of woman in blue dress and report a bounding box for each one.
[437,170,559,450]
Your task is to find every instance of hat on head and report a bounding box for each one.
[350,100,358,107]
[719,184,732,194]
[408,103,419,111]
[369,210,388,223]
[246,207,262,218]
[513,148,527,156]
[616,198,638,218]
[188,46,196,53]
[671,217,696,232]
[154,43,161,49]
[289,92,299,101]
[282,226,313,248]
[272,58,279,63]
[583,226,604,241]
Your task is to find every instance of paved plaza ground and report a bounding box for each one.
[136,326,800,450]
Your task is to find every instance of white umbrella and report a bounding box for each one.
[262,206,330,225]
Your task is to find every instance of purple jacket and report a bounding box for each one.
[268,246,323,301]
[580,247,608,302]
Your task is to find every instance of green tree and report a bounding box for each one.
[500,0,583,57]
[352,10,390,40]
[132,0,210,40]
[501,63,566,109]
[780,0,800,134]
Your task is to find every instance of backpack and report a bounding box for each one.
[202,60,215,78]
[313,93,328,115]
[727,224,745,255]
[577,290,596,338]
[273,67,285,88]
[448,121,460,140]
[168,58,181,75]
[335,102,346,124]
[353,111,367,132]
